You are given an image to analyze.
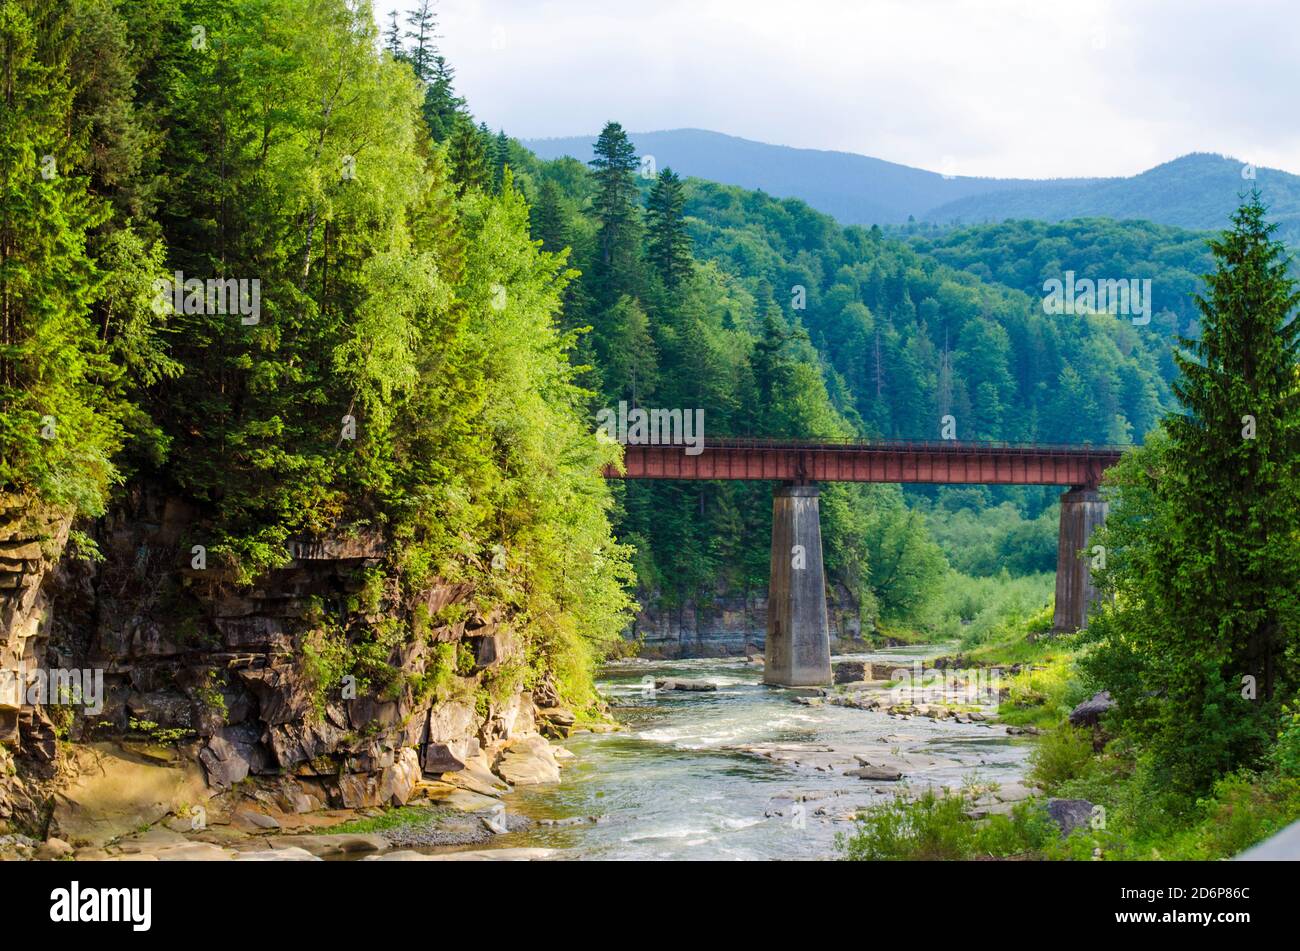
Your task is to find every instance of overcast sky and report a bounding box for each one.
[372,0,1300,179]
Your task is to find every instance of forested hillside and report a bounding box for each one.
[0,0,1232,656]
[927,153,1300,244]
[905,218,1215,340]
[523,128,1099,228]
[526,132,1300,246]
[0,0,634,707]
[494,135,1189,622]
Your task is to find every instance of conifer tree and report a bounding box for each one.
[447,118,490,195]
[492,129,510,193]
[404,0,440,82]
[645,167,692,291]
[1086,193,1300,790]
[588,121,642,308]
[384,11,402,57]
[0,0,124,516]
[421,56,464,142]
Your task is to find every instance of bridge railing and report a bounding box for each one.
[679,435,1128,456]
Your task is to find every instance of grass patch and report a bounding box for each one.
[325,804,452,835]
[836,781,1058,861]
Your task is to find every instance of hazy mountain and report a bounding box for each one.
[523,128,1097,225]
[522,130,1300,241]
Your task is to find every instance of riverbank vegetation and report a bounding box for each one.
[840,195,1300,860]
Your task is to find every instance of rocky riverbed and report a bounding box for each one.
[2,645,1050,861]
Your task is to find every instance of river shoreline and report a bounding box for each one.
[6,645,1040,862]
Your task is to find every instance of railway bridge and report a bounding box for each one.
[606,437,1123,686]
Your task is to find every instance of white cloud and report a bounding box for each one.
[375,0,1300,177]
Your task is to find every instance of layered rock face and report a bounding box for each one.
[0,497,72,825]
[631,583,864,657]
[0,487,565,833]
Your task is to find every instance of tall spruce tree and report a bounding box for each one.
[588,121,642,309]
[492,129,510,193]
[404,0,440,82]
[447,118,490,195]
[423,57,463,140]
[645,167,692,291]
[1086,193,1300,791]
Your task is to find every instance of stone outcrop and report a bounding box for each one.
[0,485,572,843]
[1068,691,1115,727]
[631,581,865,658]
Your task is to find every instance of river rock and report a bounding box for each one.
[1047,798,1096,836]
[363,847,554,861]
[654,678,717,692]
[833,661,867,684]
[423,743,466,774]
[231,846,321,861]
[34,837,74,860]
[494,735,561,786]
[442,757,509,797]
[1069,691,1114,727]
[845,765,903,781]
[536,707,577,740]
[270,833,389,856]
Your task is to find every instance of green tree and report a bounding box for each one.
[646,167,692,291]
[0,0,125,517]
[447,117,490,195]
[1086,194,1300,792]
[588,121,642,309]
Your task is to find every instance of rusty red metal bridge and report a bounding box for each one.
[608,436,1123,489]
[605,436,1126,683]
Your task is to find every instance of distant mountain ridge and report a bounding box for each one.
[522,129,1300,241]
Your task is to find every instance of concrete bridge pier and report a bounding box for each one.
[1052,486,1108,633]
[764,483,832,686]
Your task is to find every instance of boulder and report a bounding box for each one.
[1069,691,1115,727]
[833,661,867,684]
[494,734,561,786]
[442,757,509,797]
[423,743,466,774]
[270,833,388,857]
[198,724,267,789]
[654,678,717,692]
[35,837,74,860]
[536,707,576,739]
[1047,798,1096,836]
[844,765,903,781]
[51,743,210,847]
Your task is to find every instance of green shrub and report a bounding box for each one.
[1029,725,1097,792]
[1272,702,1300,778]
[837,784,1055,861]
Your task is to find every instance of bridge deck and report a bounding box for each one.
[608,437,1124,487]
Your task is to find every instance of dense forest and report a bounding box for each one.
[3,0,1298,867]
[498,126,1214,624]
[2,0,1240,658]
[0,0,634,708]
[1,0,1283,681]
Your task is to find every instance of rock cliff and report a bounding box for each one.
[631,582,867,657]
[0,487,573,841]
